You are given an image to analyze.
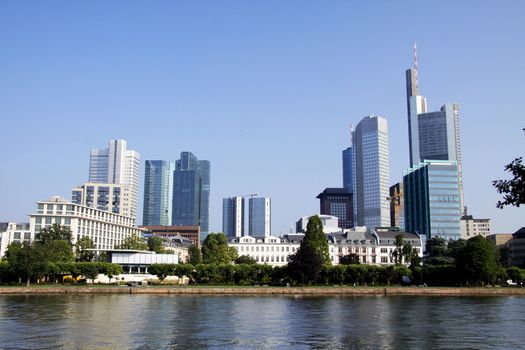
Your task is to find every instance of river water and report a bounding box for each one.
[0,294,524,349]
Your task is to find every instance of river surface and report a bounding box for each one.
[0,294,524,349]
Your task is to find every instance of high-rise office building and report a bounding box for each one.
[248,197,271,237]
[405,50,464,209]
[317,188,353,229]
[142,160,175,226]
[72,182,132,217]
[223,196,245,238]
[352,115,390,228]
[172,152,210,240]
[404,160,461,242]
[88,139,140,219]
[342,148,353,194]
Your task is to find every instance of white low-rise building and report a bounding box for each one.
[0,222,33,258]
[229,227,423,267]
[460,214,491,240]
[29,196,143,250]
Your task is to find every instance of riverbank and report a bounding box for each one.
[0,285,524,296]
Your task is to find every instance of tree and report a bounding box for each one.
[288,215,330,284]
[36,224,72,244]
[149,264,175,282]
[339,253,360,265]
[5,242,48,286]
[235,255,257,265]
[202,233,235,264]
[147,236,165,253]
[117,234,148,250]
[41,240,75,263]
[456,236,500,286]
[493,157,525,208]
[391,234,405,265]
[426,237,447,257]
[75,237,95,262]
[188,245,202,265]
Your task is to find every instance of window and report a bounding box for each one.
[381,256,388,263]
[24,232,31,240]
[14,232,21,240]
[380,248,387,254]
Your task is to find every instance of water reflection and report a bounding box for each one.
[0,295,524,349]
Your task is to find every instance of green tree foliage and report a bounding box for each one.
[202,233,235,264]
[506,266,525,284]
[456,236,501,286]
[339,253,360,265]
[36,224,72,244]
[147,236,165,253]
[5,242,48,286]
[117,234,148,250]
[493,157,525,208]
[235,255,257,265]
[391,234,405,265]
[149,264,175,282]
[75,237,95,262]
[41,240,75,263]
[188,244,202,265]
[288,215,330,284]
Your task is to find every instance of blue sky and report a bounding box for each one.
[1,1,524,234]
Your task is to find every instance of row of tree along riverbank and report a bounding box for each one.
[0,286,524,296]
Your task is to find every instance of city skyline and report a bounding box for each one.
[1,2,523,234]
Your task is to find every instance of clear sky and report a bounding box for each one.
[1,1,524,234]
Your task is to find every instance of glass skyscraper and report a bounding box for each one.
[406,64,463,210]
[342,124,354,193]
[352,115,390,228]
[222,196,245,238]
[248,197,271,237]
[142,160,175,226]
[403,160,461,243]
[172,152,210,240]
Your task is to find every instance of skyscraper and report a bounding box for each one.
[342,125,353,193]
[142,160,175,226]
[352,115,390,228]
[248,197,271,237]
[223,196,245,238]
[404,160,461,242]
[88,139,140,219]
[172,152,210,240]
[405,48,464,209]
[317,188,353,229]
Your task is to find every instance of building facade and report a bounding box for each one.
[508,228,525,267]
[141,225,200,248]
[223,196,245,238]
[29,196,142,251]
[460,211,491,239]
[342,126,353,193]
[88,139,140,219]
[0,222,32,258]
[72,182,132,218]
[404,160,461,242]
[142,160,175,226]
[228,228,422,267]
[296,215,340,234]
[389,183,404,230]
[172,152,210,240]
[352,115,390,228]
[248,197,271,238]
[317,188,353,229]
[405,63,464,210]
